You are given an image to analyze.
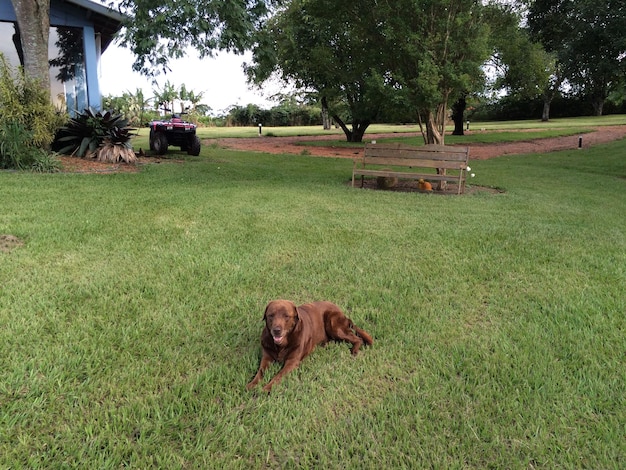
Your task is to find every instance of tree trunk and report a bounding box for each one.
[591,97,604,116]
[541,89,555,121]
[451,96,466,136]
[332,113,370,142]
[418,108,444,145]
[11,0,50,91]
[541,98,551,122]
[418,107,446,189]
[350,121,369,142]
[321,97,331,130]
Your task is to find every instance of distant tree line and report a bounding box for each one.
[223,99,321,127]
[103,84,626,129]
[470,95,626,122]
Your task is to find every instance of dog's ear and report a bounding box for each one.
[263,303,271,321]
[292,303,300,322]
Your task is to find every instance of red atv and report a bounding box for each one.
[149,114,201,156]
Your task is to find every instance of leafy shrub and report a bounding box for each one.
[102,90,156,127]
[54,108,135,158]
[0,53,65,149]
[31,153,62,173]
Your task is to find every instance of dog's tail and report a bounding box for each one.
[351,321,374,346]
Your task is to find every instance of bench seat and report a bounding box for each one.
[352,143,470,194]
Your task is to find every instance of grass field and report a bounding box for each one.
[1,124,625,467]
[190,114,626,140]
[296,128,595,149]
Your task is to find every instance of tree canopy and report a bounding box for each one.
[527,0,626,115]
[385,0,490,143]
[10,0,274,91]
[486,2,561,121]
[112,0,274,77]
[246,0,396,142]
[247,0,490,143]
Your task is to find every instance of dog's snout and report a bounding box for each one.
[271,327,282,336]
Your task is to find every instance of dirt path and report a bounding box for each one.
[212,125,626,160]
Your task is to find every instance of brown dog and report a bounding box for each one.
[246,300,373,392]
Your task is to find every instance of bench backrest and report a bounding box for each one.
[363,143,469,170]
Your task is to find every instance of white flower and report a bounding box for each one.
[471,173,475,178]
[466,166,471,171]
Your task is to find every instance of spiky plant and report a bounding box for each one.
[54,108,135,158]
[95,126,137,163]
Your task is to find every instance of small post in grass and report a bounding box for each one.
[466,120,470,131]
[258,123,262,136]
[578,135,583,149]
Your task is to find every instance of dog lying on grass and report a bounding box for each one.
[247,300,373,392]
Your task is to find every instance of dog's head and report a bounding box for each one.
[263,300,299,346]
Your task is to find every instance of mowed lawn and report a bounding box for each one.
[0,130,625,468]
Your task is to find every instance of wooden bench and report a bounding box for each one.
[352,143,471,194]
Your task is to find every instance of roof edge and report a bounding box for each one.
[63,0,127,23]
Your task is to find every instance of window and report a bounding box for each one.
[50,26,87,112]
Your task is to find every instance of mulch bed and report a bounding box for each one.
[57,156,184,174]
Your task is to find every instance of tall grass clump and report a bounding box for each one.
[0,120,49,170]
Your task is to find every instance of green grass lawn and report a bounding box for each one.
[1,131,625,467]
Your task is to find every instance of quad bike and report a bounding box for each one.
[148,113,201,156]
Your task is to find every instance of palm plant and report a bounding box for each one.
[153,81,179,114]
[54,108,136,162]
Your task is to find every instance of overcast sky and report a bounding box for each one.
[99,44,279,114]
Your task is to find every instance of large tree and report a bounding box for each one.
[387,0,490,145]
[487,2,562,121]
[248,0,489,144]
[527,0,626,115]
[246,0,393,142]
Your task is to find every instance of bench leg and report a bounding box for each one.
[437,168,447,191]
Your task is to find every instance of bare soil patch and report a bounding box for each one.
[1,234,24,253]
[214,125,626,160]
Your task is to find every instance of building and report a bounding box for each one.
[0,0,124,113]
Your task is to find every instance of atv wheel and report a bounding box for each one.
[187,135,201,156]
[151,131,169,155]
